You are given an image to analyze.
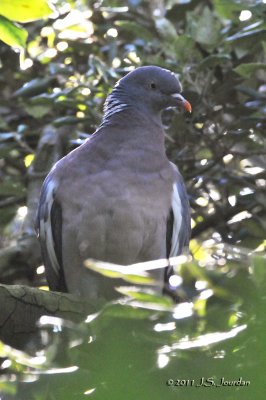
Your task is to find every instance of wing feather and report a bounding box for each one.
[36,178,67,292]
[165,164,191,292]
[166,163,191,258]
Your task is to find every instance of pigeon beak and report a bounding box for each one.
[171,93,192,113]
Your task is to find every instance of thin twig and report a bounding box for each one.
[0,195,26,208]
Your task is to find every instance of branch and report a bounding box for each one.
[0,284,96,349]
[0,195,26,208]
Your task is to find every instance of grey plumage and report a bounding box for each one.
[36,66,191,301]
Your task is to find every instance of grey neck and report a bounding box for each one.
[100,85,163,128]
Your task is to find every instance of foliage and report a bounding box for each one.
[0,0,265,258]
[0,0,55,49]
[1,250,266,400]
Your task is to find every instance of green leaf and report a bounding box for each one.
[0,340,45,369]
[116,286,173,307]
[0,15,27,48]
[198,54,231,69]
[213,0,244,19]
[196,148,213,160]
[53,116,91,127]
[85,259,156,285]
[251,253,266,286]
[234,63,266,78]
[173,35,202,64]
[0,382,17,396]
[115,20,154,41]
[0,0,56,23]
[186,7,221,47]
[154,17,177,39]
[24,104,52,118]
[14,77,56,97]
[29,93,60,105]
[100,302,153,320]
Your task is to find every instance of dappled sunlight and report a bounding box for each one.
[0,341,47,370]
[53,10,94,41]
[85,255,191,274]
[17,206,27,218]
[173,302,194,319]
[239,10,252,21]
[157,353,170,369]
[158,325,247,353]
[36,365,79,375]
[1,244,264,398]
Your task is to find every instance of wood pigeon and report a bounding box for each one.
[36,66,192,301]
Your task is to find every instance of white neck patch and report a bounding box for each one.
[102,89,129,124]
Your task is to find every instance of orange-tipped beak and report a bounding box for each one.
[183,99,192,113]
[171,93,192,113]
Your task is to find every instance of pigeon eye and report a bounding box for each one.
[150,82,156,89]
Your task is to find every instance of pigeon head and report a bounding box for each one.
[103,66,192,123]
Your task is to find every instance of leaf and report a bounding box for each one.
[116,286,173,307]
[0,15,27,48]
[235,84,266,99]
[115,20,154,41]
[53,116,91,127]
[84,259,156,285]
[250,253,266,286]
[99,302,153,320]
[226,28,266,42]
[154,17,177,39]
[198,54,231,69]
[213,0,244,19]
[0,382,16,396]
[24,104,52,118]
[195,148,213,160]
[29,93,60,105]
[186,7,221,47]
[0,0,56,23]
[14,77,56,97]
[172,35,201,64]
[0,340,45,369]
[234,63,266,78]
